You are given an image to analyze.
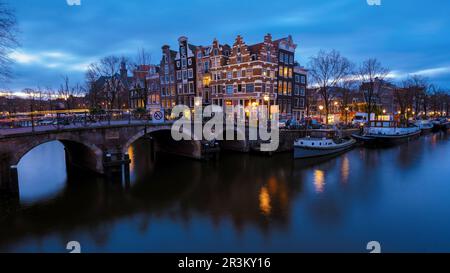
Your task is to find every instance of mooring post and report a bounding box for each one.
[104,153,112,181]
[123,153,131,187]
[9,165,19,194]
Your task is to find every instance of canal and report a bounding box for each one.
[0,132,449,252]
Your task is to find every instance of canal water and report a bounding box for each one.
[0,132,449,252]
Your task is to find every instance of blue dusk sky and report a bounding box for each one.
[4,0,450,92]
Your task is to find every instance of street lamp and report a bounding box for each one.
[319,105,324,123]
[263,94,270,119]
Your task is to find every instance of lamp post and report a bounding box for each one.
[263,94,270,121]
[319,105,324,123]
[345,107,349,125]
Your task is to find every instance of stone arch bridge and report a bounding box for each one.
[0,122,221,195]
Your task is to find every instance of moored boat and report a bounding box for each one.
[431,118,449,132]
[414,120,434,134]
[352,120,420,146]
[294,130,356,159]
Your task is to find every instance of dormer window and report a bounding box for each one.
[213,48,219,56]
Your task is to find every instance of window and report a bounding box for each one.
[284,54,289,64]
[189,82,194,93]
[242,69,246,77]
[182,70,187,80]
[227,71,232,79]
[237,55,242,63]
[283,81,288,95]
[181,58,187,67]
[247,69,253,76]
[278,81,283,94]
[290,55,294,64]
[279,65,283,77]
[295,75,300,83]
[176,61,180,68]
[226,85,234,94]
[288,68,292,78]
[301,75,306,84]
[294,85,299,95]
[214,48,219,56]
[237,70,241,78]
[177,84,182,94]
[246,84,254,93]
[188,59,192,66]
[280,52,284,62]
[170,74,174,82]
[177,71,182,80]
[183,84,188,94]
[284,67,288,78]
[197,52,202,58]
[204,61,209,72]
[288,82,292,95]
[188,69,193,79]
[237,84,242,92]
[299,98,305,107]
[300,87,305,96]
[237,47,241,53]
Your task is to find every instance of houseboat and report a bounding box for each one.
[352,120,421,146]
[294,130,356,159]
[414,120,434,134]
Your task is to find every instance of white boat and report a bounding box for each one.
[413,120,434,134]
[432,118,450,131]
[352,120,420,146]
[294,130,356,159]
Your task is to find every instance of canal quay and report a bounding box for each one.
[0,126,449,252]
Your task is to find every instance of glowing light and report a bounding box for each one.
[383,109,386,114]
[341,156,350,183]
[259,186,272,216]
[314,170,325,193]
[127,146,135,173]
[319,105,324,111]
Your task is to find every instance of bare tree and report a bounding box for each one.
[338,79,358,124]
[45,87,55,111]
[394,86,414,124]
[0,1,18,83]
[356,58,389,124]
[404,75,428,117]
[58,75,84,110]
[308,50,353,124]
[130,48,152,110]
[87,56,125,110]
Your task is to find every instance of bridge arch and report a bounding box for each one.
[12,136,104,174]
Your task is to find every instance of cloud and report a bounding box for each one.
[413,67,450,77]
[9,49,95,74]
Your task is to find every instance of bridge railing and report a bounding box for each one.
[0,110,173,135]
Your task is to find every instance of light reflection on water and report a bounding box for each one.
[0,132,449,252]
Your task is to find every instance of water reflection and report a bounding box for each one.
[1,132,450,252]
[313,170,325,193]
[259,187,271,216]
[18,141,68,205]
[341,156,350,183]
